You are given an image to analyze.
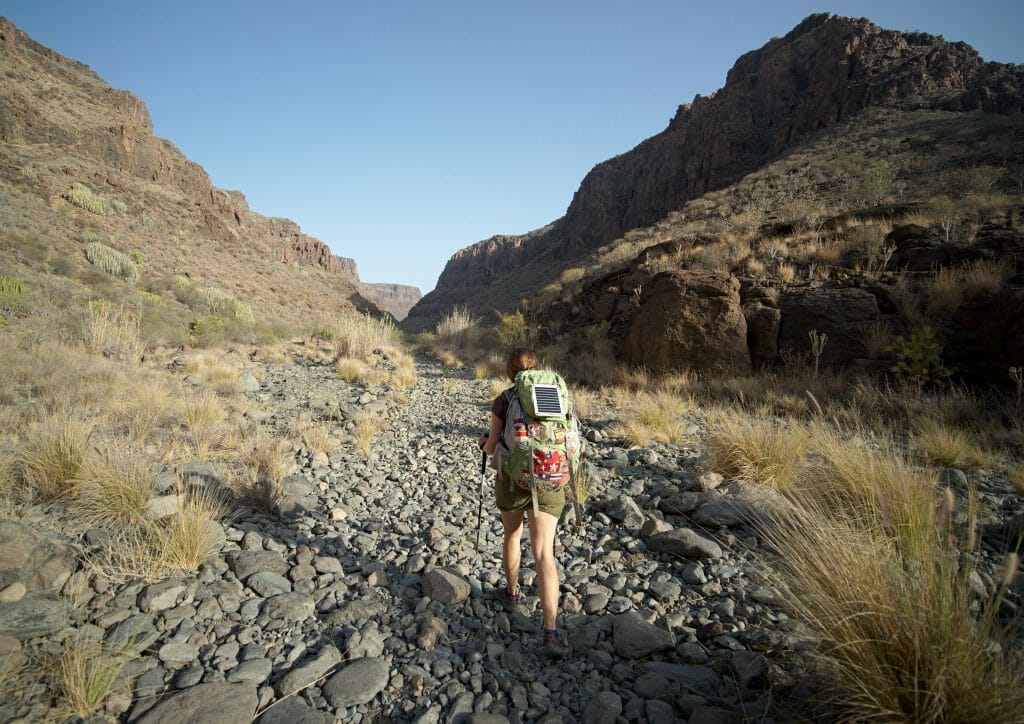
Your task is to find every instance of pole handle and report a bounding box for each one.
[479,448,487,474]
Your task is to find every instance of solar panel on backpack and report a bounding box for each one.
[531,384,565,417]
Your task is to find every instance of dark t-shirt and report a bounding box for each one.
[491,388,512,421]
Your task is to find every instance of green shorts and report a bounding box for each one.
[495,472,565,518]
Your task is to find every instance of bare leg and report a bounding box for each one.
[500,510,525,594]
[527,509,559,630]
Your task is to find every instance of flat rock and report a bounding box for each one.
[0,520,75,593]
[0,598,70,639]
[732,650,769,688]
[421,569,470,606]
[613,612,674,659]
[647,528,722,560]
[322,656,389,708]
[263,592,314,620]
[228,551,289,580]
[247,571,291,597]
[275,644,342,696]
[145,494,182,521]
[255,695,328,724]
[134,682,258,724]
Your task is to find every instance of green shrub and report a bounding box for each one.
[196,287,255,323]
[173,275,191,288]
[130,250,145,264]
[495,310,532,348]
[64,183,125,216]
[887,327,952,388]
[0,276,24,295]
[85,242,139,281]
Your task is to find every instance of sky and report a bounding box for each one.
[3,1,1023,293]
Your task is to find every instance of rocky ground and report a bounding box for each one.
[2,350,1021,723]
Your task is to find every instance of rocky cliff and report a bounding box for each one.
[405,13,1024,330]
[0,16,377,322]
[360,283,422,321]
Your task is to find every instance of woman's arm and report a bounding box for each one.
[478,412,504,455]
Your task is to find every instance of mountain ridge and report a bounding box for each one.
[404,12,1024,330]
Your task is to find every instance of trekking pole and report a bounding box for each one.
[474,448,487,555]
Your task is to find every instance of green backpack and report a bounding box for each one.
[499,369,583,515]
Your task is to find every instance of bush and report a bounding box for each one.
[331,314,397,359]
[195,287,254,323]
[64,183,127,216]
[85,242,139,280]
[887,327,951,389]
[233,437,287,514]
[705,412,810,489]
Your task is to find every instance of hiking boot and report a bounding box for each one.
[499,586,522,609]
[542,629,567,660]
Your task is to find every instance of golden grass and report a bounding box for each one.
[570,385,597,420]
[300,421,337,453]
[87,302,145,362]
[910,416,986,469]
[111,377,178,445]
[704,411,810,489]
[352,414,383,458]
[435,305,477,346]
[201,363,241,395]
[73,447,154,528]
[181,390,228,458]
[336,356,369,382]
[331,313,397,358]
[46,636,137,719]
[488,378,508,401]
[609,387,690,447]
[18,414,93,501]
[392,359,418,389]
[154,490,227,571]
[758,493,1024,723]
[1010,465,1024,495]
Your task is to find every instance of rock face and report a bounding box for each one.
[360,283,423,321]
[405,13,1024,330]
[624,271,750,374]
[0,16,381,322]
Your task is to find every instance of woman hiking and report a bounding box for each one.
[478,347,567,657]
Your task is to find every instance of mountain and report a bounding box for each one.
[360,283,422,321]
[0,16,389,334]
[404,13,1024,331]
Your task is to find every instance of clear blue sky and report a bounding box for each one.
[4,1,1022,292]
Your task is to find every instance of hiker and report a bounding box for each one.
[477,347,566,652]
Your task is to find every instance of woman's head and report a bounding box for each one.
[506,347,538,381]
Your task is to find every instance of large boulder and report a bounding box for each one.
[777,285,881,367]
[0,520,75,594]
[624,270,751,373]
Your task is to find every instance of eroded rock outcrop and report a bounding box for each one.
[360,283,422,321]
[624,271,751,374]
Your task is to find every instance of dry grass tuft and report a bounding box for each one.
[910,416,986,469]
[610,387,690,447]
[336,356,369,382]
[331,313,397,358]
[73,447,154,528]
[760,492,1024,723]
[391,358,418,389]
[87,302,145,362]
[18,414,93,501]
[436,305,477,347]
[705,411,810,489]
[1007,465,1024,495]
[233,437,288,514]
[181,390,228,458]
[352,414,383,458]
[46,636,137,719]
[111,377,179,445]
[154,490,227,571]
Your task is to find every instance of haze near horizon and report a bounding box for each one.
[4,0,1022,293]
